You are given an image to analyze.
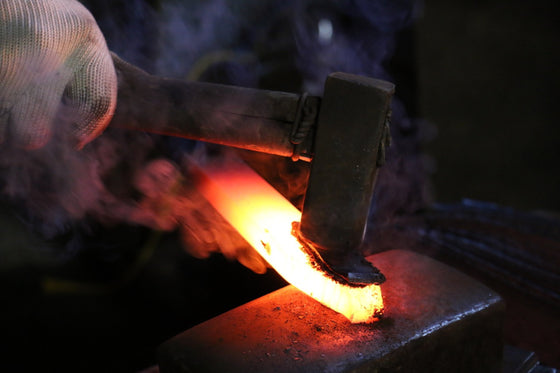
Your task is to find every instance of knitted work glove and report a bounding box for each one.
[0,0,117,149]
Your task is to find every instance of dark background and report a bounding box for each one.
[417,0,560,213]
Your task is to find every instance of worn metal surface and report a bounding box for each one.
[298,73,394,283]
[158,250,504,372]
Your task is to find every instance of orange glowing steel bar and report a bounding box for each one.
[195,158,383,323]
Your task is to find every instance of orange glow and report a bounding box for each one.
[195,158,383,323]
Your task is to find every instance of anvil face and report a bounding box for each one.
[158,250,505,373]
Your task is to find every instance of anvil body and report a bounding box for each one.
[158,250,504,372]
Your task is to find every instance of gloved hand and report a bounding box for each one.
[0,0,117,149]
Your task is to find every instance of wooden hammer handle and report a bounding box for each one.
[109,54,317,160]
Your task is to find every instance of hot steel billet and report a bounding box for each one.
[110,54,317,161]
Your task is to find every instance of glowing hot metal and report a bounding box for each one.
[194,157,383,323]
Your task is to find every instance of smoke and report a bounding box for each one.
[213,0,431,224]
[0,0,428,272]
[293,0,433,226]
[155,0,245,78]
[0,129,152,235]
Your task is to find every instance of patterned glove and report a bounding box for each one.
[0,0,117,149]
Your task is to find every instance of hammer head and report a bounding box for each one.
[298,72,394,284]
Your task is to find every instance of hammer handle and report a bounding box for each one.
[109,54,316,160]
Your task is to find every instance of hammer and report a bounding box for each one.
[110,55,394,284]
